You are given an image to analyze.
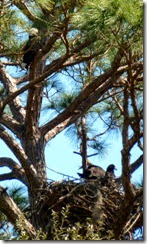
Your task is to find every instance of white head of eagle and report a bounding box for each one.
[22,28,39,70]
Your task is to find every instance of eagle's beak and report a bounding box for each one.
[114,166,117,170]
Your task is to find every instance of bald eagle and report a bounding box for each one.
[22,28,40,70]
[77,164,116,180]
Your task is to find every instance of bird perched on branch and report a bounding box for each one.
[22,28,40,70]
[77,164,116,180]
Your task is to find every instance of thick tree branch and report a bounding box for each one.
[130,154,143,174]
[0,113,23,138]
[113,82,141,238]
[30,32,61,73]
[0,63,26,122]
[121,86,135,200]
[0,125,41,189]
[0,172,22,182]
[127,132,143,152]
[15,74,29,85]
[116,154,143,184]
[0,186,36,238]
[0,157,28,185]
[0,125,28,165]
[25,69,44,136]
[0,157,21,170]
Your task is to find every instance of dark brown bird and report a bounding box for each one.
[77,164,116,180]
[105,164,116,177]
[22,28,39,70]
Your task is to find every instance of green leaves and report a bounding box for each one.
[72,0,143,46]
[73,0,143,28]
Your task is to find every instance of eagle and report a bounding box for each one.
[77,164,116,180]
[22,28,40,70]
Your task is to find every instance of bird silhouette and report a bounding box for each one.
[77,164,116,180]
[22,28,46,70]
[105,164,116,177]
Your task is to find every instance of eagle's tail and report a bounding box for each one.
[77,173,85,178]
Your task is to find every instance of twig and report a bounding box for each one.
[46,166,79,180]
[73,151,98,158]
[124,212,141,234]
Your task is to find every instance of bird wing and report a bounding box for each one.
[86,159,94,167]
[77,173,84,178]
[90,166,105,177]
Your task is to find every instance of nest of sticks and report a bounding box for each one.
[32,176,143,239]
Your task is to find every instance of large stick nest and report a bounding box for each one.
[34,178,143,239]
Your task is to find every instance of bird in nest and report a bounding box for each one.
[77,163,117,180]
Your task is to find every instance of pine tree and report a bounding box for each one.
[0,0,143,240]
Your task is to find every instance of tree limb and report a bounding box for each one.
[130,154,143,174]
[121,86,135,200]
[0,113,23,138]
[0,172,22,182]
[15,74,29,85]
[0,186,36,238]
[0,157,23,171]
[0,125,40,189]
[0,63,26,122]
[116,154,143,184]
[0,157,28,185]
[0,125,28,164]
[127,132,143,152]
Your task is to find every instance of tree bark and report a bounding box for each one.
[22,59,48,230]
[0,186,36,239]
[80,115,87,172]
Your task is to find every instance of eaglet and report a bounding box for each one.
[77,164,116,180]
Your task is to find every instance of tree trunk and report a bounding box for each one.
[20,59,49,230]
